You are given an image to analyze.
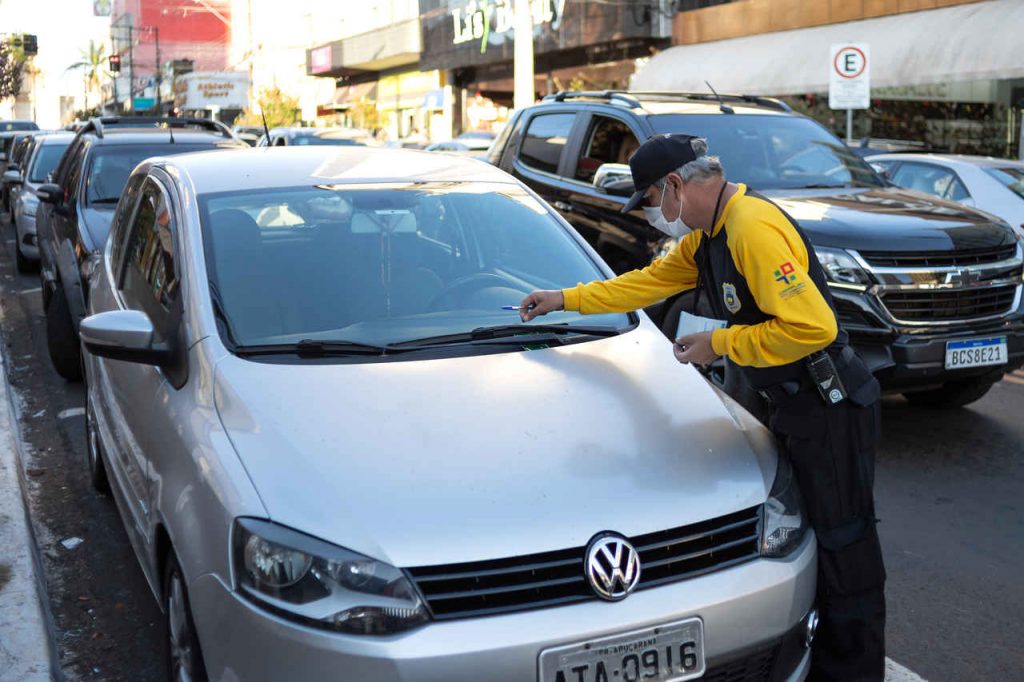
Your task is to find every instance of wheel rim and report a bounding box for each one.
[167,572,195,682]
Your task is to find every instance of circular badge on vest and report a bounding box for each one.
[722,282,741,314]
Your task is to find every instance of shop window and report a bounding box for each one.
[574,116,641,183]
[890,163,970,202]
[519,113,575,174]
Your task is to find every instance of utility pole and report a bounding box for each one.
[513,0,535,111]
[153,27,161,112]
[127,24,134,112]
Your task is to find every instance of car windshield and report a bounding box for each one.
[984,167,1024,200]
[84,144,214,205]
[292,135,369,146]
[649,114,885,190]
[0,121,38,132]
[29,142,71,183]
[198,182,629,350]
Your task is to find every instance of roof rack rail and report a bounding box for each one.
[542,91,642,108]
[624,91,792,112]
[82,116,234,140]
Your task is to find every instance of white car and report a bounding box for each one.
[868,153,1024,234]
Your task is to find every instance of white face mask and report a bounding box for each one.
[643,182,691,239]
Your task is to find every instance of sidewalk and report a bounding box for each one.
[0,323,55,681]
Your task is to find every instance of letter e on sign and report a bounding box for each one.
[829,43,870,110]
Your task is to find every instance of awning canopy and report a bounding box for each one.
[631,0,1024,96]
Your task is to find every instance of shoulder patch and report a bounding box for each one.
[774,262,806,299]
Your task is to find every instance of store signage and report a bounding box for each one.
[451,0,566,53]
[829,43,870,110]
[311,45,333,75]
[174,72,250,111]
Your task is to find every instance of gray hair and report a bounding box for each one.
[655,138,725,187]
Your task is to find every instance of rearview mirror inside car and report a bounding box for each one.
[351,210,418,234]
[36,183,63,204]
[80,310,173,366]
[593,163,635,197]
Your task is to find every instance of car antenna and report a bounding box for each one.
[705,81,734,114]
[261,108,270,142]
[168,120,175,144]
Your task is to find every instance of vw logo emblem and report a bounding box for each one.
[585,534,641,601]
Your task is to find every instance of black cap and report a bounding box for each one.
[621,134,703,213]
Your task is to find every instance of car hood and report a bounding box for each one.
[761,187,1015,251]
[80,205,115,252]
[213,324,774,568]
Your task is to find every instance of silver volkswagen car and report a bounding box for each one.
[81,147,816,682]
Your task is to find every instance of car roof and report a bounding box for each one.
[85,128,245,146]
[866,153,1024,169]
[532,91,793,118]
[34,132,75,145]
[160,146,518,195]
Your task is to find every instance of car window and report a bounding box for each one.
[648,114,884,190]
[109,173,148,274]
[983,167,1024,200]
[198,182,628,350]
[84,144,214,206]
[890,162,970,201]
[63,140,91,205]
[120,179,179,325]
[574,116,641,183]
[29,142,71,183]
[518,113,575,174]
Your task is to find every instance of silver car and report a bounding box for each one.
[81,146,817,682]
[6,132,74,271]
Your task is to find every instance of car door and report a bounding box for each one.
[507,111,581,213]
[563,112,656,273]
[93,175,176,544]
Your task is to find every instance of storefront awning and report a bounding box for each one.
[326,82,379,110]
[631,0,1024,96]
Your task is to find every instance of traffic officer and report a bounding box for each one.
[520,134,886,681]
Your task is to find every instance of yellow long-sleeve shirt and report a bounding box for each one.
[561,184,838,368]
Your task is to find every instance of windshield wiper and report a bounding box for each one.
[391,323,622,349]
[235,339,395,357]
[789,183,849,189]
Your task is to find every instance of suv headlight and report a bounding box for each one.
[232,518,429,635]
[760,455,808,558]
[816,247,872,288]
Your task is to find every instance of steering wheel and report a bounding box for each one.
[428,273,516,311]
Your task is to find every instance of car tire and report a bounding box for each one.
[45,286,82,381]
[84,393,110,494]
[903,377,995,409]
[164,553,208,682]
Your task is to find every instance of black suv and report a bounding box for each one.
[36,116,247,379]
[488,91,1024,408]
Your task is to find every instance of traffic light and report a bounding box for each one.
[109,55,121,73]
[22,34,37,56]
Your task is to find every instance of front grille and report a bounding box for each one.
[880,285,1018,322]
[406,506,762,620]
[704,642,780,682]
[859,245,1017,268]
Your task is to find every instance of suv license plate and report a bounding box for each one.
[539,619,705,682]
[945,336,1008,370]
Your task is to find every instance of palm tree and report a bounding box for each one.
[67,40,107,110]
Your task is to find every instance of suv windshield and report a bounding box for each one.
[85,144,215,205]
[29,142,71,183]
[199,182,629,350]
[649,114,884,190]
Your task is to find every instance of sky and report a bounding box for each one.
[0,0,111,126]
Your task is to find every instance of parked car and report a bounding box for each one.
[848,137,932,159]
[488,91,1024,408]
[1,130,42,212]
[81,145,816,682]
[257,126,375,147]
[0,119,40,132]
[35,116,247,380]
[231,124,265,147]
[867,153,1024,235]
[424,138,491,157]
[5,132,74,272]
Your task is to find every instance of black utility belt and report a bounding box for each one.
[759,348,850,406]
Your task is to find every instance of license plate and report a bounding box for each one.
[539,619,705,682]
[944,336,1008,370]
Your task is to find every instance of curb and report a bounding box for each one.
[0,320,58,681]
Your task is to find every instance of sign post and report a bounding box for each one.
[829,43,870,144]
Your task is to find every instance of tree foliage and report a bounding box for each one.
[66,40,108,110]
[0,40,26,101]
[235,86,302,128]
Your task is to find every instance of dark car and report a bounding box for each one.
[36,116,247,379]
[488,91,1024,408]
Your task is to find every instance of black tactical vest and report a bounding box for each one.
[694,191,850,391]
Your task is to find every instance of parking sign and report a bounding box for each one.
[829,43,870,110]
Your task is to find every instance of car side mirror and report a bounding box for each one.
[593,163,635,197]
[2,169,21,185]
[36,183,63,204]
[80,310,173,366]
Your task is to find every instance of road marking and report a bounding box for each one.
[18,287,41,294]
[886,658,927,681]
[57,407,85,420]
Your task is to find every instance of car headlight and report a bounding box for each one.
[232,518,430,635]
[815,247,872,288]
[760,455,808,558]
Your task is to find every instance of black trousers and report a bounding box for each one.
[770,390,887,682]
